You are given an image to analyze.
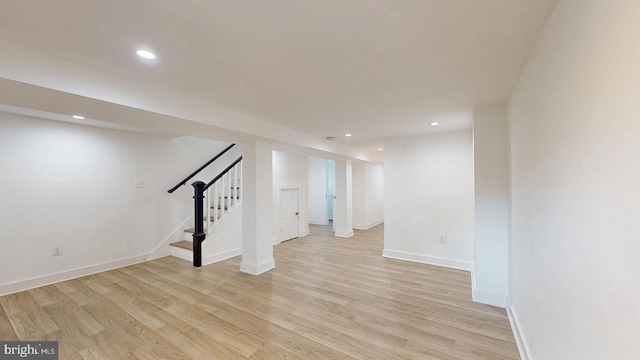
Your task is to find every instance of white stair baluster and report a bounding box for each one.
[221,173,226,220]
[206,187,211,232]
[231,165,237,208]
[214,181,219,224]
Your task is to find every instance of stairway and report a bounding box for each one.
[165,144,242,266]
[169,185,241,263]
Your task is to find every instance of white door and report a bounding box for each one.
[281,189,299,241]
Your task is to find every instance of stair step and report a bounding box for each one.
[170,240,193,250]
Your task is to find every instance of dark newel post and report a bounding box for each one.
[192,181,206,267]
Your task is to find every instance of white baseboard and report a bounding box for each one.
[299,229,310,237]
[507,297,532,360]
[472,287,507,308]
[335,229,354,238]
[0,207,243,296]
[471,264,507,309]
[308,219,328,225]
[203,247,242,266]
[382,249,472,271]
[470,264,507,307]
[240,259,276,275]
[273,236,281,245]
[0,254,149,297]
[353,219,384,230]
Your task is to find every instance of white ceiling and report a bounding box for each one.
[0,0,555,154]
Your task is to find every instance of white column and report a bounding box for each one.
[240,142,275,275]
[473,106,509,307]
[334,158,354,238]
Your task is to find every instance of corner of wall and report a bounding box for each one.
[506,297,533,360]
[240,259,276,275]
[335,229,354,238]
[382,249,472,271]
[470,261,507,308]
[352,219,383,230]
[471,287,507,308]
[203,248,242,266]
[299,229,310,237]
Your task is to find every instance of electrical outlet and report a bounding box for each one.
[439,234,447,243]
[52,245,63,256]
[135,179,145,188]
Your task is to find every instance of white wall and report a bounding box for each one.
[272,150,310,243]
[508,1,640,359]
[352,162,384,230]
[203,205,242,266]
[333,158,353,238]
[308,157,327,225]
[473,107,509,307]
[383,131,474,270]
[241,142,275,275]
[0,113,230,295]
[367,163,384,224]
[352,163,367,228]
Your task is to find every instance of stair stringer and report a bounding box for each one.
[202,203,243,266]
[148,214,194,260]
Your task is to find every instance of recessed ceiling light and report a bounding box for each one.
[377,148,383,151]
[136,49,156,60]
[345,133,352,137]
[72,115,85,120]
[430,121,440,126]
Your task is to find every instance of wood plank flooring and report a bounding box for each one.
[0,224,520,359]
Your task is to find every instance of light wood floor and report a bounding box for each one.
[0,224,520,359]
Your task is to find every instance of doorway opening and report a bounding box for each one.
[326,160,335,231]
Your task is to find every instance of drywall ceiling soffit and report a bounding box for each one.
[0,0,556,153]
[0,77,378,162]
